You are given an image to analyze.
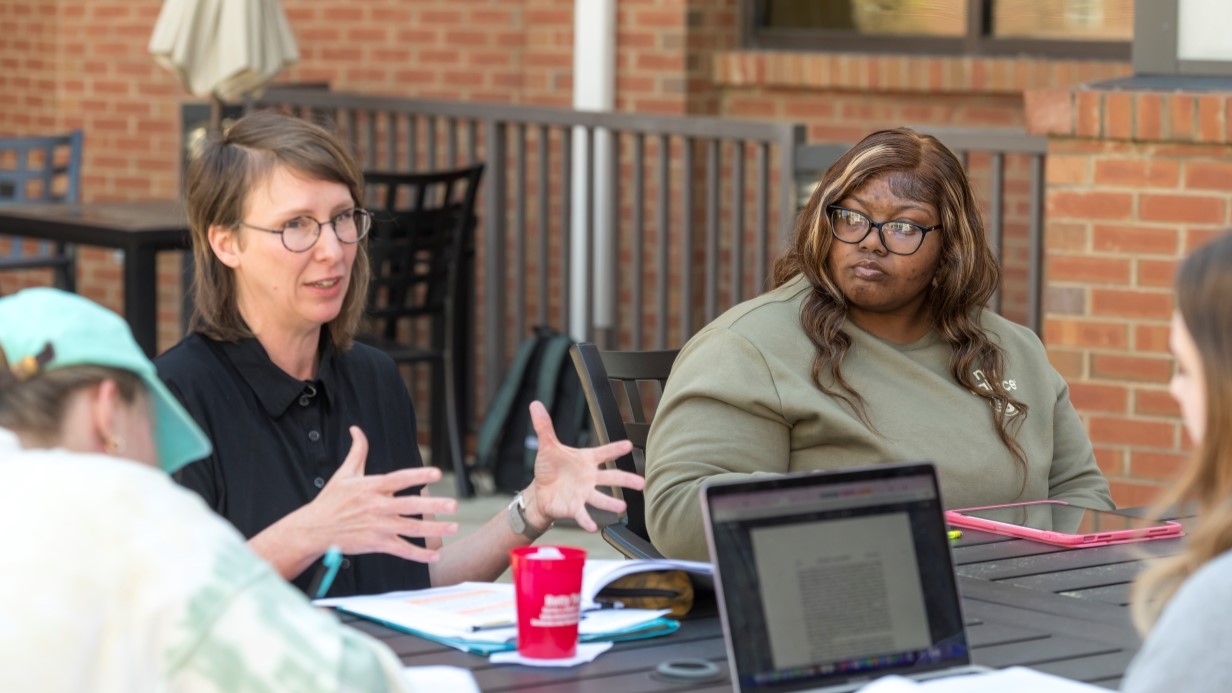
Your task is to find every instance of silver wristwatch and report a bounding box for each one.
[507,491,551,540]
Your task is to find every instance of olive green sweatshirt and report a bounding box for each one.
[644,275,1112,561]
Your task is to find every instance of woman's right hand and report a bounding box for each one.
[252,426,460,578]
[303,425,460,561]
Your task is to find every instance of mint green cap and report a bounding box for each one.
[0,288,212,473]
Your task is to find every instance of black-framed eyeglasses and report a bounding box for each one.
[238,208,372,253]
[826,205,940,256]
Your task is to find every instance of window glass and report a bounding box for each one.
[993,0,1134,41]
[759,0,966,36]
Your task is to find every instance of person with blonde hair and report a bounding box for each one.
[157,110,642,596]
[646,127,1111,560]
[0,288,417,691]
[1122,232,1232,691]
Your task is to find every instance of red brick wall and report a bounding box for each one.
[0,1,59,133]
[0,0,744,193]
[1026,87,1232,507]
[0,1,61,296]
[283,0,568,106]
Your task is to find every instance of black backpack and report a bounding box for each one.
[476,326,591,494]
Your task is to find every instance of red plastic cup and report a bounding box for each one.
[510,545,587,659]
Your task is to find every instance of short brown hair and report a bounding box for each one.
[0,345,144,446]
[184,110,370,350]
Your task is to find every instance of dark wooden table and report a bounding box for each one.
[0,199,190,356]
[949,521,1189,690]
[341,523,1184,691]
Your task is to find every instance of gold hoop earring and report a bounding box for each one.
[104,436,126,455]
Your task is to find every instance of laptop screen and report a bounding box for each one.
[702,463,970,693]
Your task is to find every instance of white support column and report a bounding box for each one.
[570,0,616,341]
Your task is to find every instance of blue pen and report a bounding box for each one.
[310,545,343,599]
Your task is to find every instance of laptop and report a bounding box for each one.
[700,461,988,693]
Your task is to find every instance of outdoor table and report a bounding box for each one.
[951,537,1174,689]
[0,199,191,357]
[340,519,1185,691]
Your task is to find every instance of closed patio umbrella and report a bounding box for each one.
[148,0,300,129]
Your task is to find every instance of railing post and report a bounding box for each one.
[680,137,693,344]
[988,152,1005,314]
[483,120,507,406]
[704,138,719,323]
[1028,153,1045,338]
[777,124,807,252]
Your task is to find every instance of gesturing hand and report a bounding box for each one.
[292,426,459,563]
[525,401,644,532]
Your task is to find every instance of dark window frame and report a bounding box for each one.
[740,0,1132,60]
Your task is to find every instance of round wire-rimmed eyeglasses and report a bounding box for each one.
[238,208,372,253]
[826,205,940,256]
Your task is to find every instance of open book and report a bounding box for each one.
[317,557,712,655]
[580,557,713,609]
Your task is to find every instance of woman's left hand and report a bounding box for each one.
[523,400,643,532]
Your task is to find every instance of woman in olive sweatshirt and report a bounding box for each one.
[645,127,1111,560]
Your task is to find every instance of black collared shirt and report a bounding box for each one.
[156,332,430,596]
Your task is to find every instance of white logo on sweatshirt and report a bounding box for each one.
[972,369,1021,416]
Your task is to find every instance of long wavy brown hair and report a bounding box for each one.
[1131,231,1232,632]
[772,127,1029,480]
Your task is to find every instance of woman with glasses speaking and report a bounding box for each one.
[156,112,642,596]
[645,128,1112,561]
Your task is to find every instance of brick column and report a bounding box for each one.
[1026,84,1232,506]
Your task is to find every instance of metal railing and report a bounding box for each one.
[254,88,805,409]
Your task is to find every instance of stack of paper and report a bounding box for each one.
[318,557,714,655]
[320,581,679,656]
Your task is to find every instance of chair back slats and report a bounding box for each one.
[570,342,679,554]
[363,165,484,342]
[0,131,82,204]
[359,164,485,499]
[600,349,677,379]
[623,422,652,452]
[621,379,647,424]
[0,131,83,289]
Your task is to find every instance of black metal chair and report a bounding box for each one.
[570,342,679,559]
[360,164,484,498]
[0,131,83,291]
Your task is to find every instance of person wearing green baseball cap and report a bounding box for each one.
[0,286,212,473]
[0,288,427,691]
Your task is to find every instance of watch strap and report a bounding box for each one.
[508,491,551,540]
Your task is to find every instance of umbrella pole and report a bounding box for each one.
[209,94,224,132]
